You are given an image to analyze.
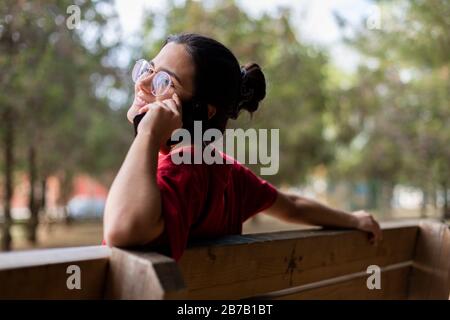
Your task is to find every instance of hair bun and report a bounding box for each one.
[237,62,266,114]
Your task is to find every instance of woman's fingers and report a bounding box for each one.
[138,105,149,114]
[134,91,181,116]
[371,217,383,241]
[370,220,383,245]
[353,210,383,246]
[161,96,181,117]
[134,94,184,142]
[172,93,182,114]
[138,95,182,118]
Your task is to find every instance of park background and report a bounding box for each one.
[0,0,449,251]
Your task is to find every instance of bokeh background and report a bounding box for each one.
[0,0,449,251]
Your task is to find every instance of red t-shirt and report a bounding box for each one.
[103,144,278,262]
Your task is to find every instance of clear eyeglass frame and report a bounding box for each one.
[132,58,173,97]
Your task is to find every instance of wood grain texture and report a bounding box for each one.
[0,246,110,299]
[269,267,410,300]
[408,220,450,299]
[1,219,448,300]
[104,247,186,300]
[177,223,419,299]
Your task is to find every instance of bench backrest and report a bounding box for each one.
[0,219,449,299]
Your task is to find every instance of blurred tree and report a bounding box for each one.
[0,0,130,248]
[331,0,450,218]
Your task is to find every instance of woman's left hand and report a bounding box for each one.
[352,210,383,245]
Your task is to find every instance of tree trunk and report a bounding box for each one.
[366,179,379,211]
[27,144,39,244]
[58,171,74,225]
[420,188,428,218]
[40,177,47,213]
[1,108,14,251]
[380,182,394,219]
[443,182,449,220]
[432,184,438,216]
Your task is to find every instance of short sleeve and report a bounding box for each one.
[153,159,206,261]
[236,164,278,222]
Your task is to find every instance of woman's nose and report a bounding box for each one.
[137,73,153,95]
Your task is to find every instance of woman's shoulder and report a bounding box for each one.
[157,144,252,180]
[158,144,200,167]
[157,144,211,184]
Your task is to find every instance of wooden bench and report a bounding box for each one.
[0,219,449,299]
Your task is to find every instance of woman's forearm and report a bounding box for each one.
[103,133,163,246]
[265,191,382,244]
[286,194,358,229]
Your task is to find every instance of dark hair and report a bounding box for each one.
[165,33,266,133]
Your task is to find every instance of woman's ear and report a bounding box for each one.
[207,104,217,120]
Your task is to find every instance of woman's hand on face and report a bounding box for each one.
[352,210,383,245]
[136,93,183,149]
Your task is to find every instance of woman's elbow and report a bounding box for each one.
[104,222,131,247]
[103,210,164,247]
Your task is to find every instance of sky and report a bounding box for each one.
[113,0,376,72]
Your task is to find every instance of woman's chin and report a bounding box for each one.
[127,102,144,123]
[127,109,136,123]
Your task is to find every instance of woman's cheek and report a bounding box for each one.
[134,82,140,94]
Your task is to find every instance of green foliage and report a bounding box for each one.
[0,0,131,190]
[330,0,449,212]
[0,0,448,214]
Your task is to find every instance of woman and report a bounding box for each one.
[103,33,382,261]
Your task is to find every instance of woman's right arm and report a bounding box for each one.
[103,93,182,247]
[103,133,163,247]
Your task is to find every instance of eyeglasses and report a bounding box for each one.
[132,59,173,97]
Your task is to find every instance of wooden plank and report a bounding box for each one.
[269,267,410,300]
[3,219,447,300]
[408,220,450,299]
[104,247,186,300]
[177,223,419,299]
[0,245,111,270]
[0,246,110,299]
